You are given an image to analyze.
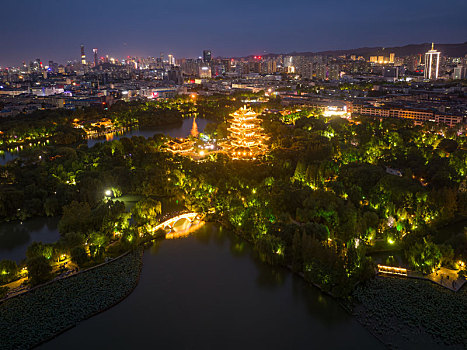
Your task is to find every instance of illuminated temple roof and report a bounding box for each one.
[223,106,269,159]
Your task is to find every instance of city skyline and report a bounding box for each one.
[1,40,466,69]
[1,0,467,66]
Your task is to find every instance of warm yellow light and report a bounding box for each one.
[199,150,205,156]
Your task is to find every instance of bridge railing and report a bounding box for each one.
[152,211,202,232]
[377,264,408,276]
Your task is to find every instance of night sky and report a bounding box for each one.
[1,0,466,66]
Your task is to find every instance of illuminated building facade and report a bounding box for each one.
[203,50,212,63]
[224,106,268,160]
[80,45,86,65]
[168,54,175,66]
[424,43,440,80]
[93,48,98,67]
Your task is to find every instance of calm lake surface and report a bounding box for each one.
[86,117,209,148]
[0,217,60,262]
[0,150,19,166]
[44,224,382,350]
[0,117,209,165]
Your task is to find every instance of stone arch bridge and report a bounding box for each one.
[153,212,203,234]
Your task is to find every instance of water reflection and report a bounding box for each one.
[0,224,30,251]
[0,141,49,166]
[0,149,19,165]
[45,222,382,349]
[0,217,60,262]
[290,275,351,325]
[87,117,209,148]
[0,117,209,165]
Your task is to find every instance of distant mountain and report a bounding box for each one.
[267,42,467,58]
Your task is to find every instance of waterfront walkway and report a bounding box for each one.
[425,267,466,292]
[378,265,466,292]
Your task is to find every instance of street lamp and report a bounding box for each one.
[105,189,112,197]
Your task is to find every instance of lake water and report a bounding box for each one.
[86,117,209,148]
[43,224,382,349]
[0,150,19,166]
[0,217,60,262]
[0,117,210,165]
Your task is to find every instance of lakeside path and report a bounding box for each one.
[0,249,143,350]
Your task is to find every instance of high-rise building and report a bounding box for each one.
[80,45,87,65]
[168,54,175,66]
[283,56,294,70]
[383,66,399,80]
[221,59,231,72]
[168,66,183,85]
[453,65,466,80]
[180,58,200,76]
[93,49,98,67]
[203,50,212,63]
[424,43,440,80]
[389,53,395,64]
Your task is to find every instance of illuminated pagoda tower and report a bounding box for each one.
[224,106,268,160]
[190,117,199,138]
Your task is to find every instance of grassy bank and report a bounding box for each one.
[352,276,467,349]
[0,249,143,349]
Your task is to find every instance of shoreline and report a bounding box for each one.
[32,248,144,349]
[0,248,144,349]
[211,217,466,349]
[2,217,465,349]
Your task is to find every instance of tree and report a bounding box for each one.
[58,201,92,235]
[406,238,442,274]
[44,197,60,217]
[437,138,458,154]
[291,231,303,272]
[70,246,88,267]
[255,235,285,265]
[57,232,85,254]
[0,260,18,284]
[26,242,54,260]
[132,198,162,226]
[27,256,52,286]
[88,231,108,258]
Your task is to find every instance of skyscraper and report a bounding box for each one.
[424,43,440,80]
[203,50,212,63]
[453,65,466,80]
[93,48,98,67]
[80,45,87,65]
[168,54,175,66]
